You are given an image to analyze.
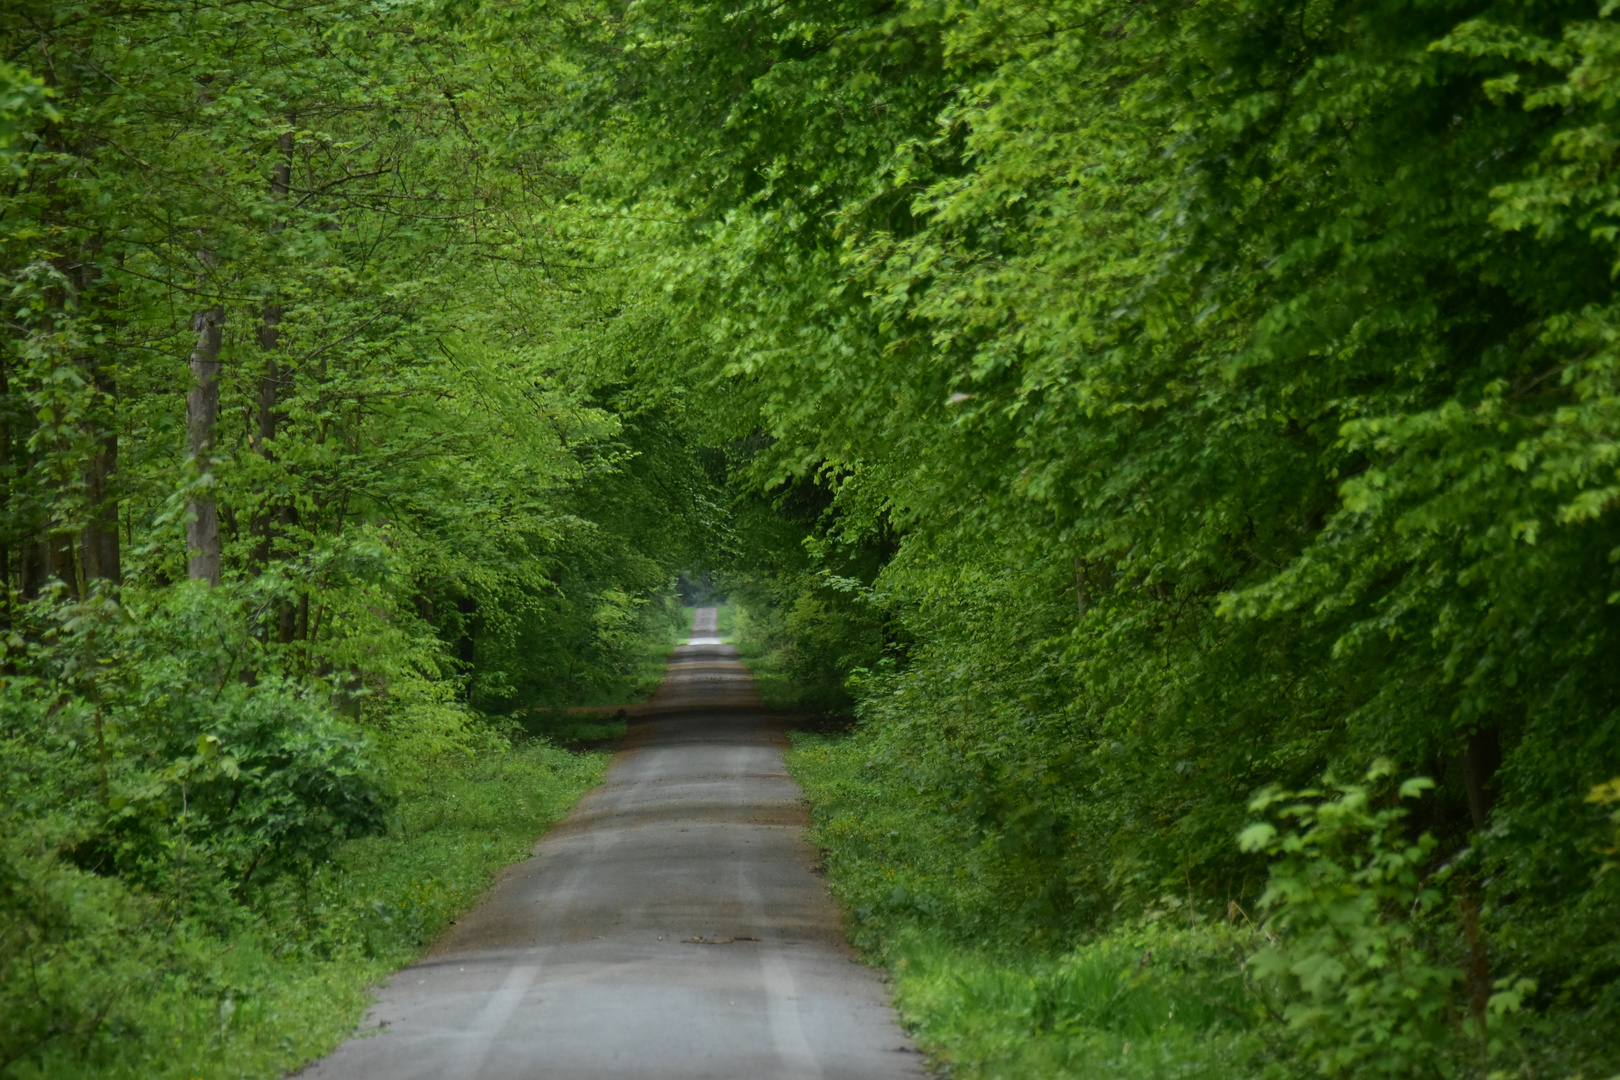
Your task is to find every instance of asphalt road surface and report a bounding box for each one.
[301,608,923,1080]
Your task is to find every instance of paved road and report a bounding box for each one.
[302,608,923,1080]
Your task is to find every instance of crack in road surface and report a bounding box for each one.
[301,608,923,1080]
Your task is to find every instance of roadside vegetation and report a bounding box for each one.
[789,732,1577,1080]
[6,1,1620,1078]
[598,2,1620,1078]
[729,604,815,712]
[6,736,607,1080]
[0,4,705,1076]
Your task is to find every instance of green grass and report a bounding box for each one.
[516,711,628,746]
[8,742,607,1080]
[889,935,1268,1080]
[786,730,1271,1080]
[728,604,804,709]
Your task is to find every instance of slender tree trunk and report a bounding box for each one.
[20,534,45,600]
[80,304,120,584]
[24,532,70,597]
[253,131,297,637]
[1462,726,1501,833]
[81,416,119,583]
[72,236,120,585]
[186,305,224,586]
[457,596,476,666]
[254,134,292,477]
[251,304,284,568]
[0,358,10,615]
[183,76,232,588]
[255,311,282,446]
[238,304,283,685]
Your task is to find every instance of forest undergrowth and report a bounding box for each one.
[6,738,606,1080]
[788,726,1603,1080]
[726,604,810,713]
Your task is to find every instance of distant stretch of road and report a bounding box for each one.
[302,608,923,1080]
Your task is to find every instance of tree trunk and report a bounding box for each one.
[252,130,296,632]
[256,136,292,482]
[0,358,10,612]
[80,417,120,584]
[1462,726,1501,833]
[22,531,72,599]
[256,309,282,449]
[73,237,120,585]
[186,305,224,586]
[457,596,477,666]
[250,302,283,571]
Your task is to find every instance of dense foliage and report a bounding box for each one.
[0,1,704,1072]
[578,0,1620,1076]
[7,0,1620,1075]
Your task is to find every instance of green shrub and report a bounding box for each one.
[0,839,163,1071]
[1241,766,1463,1079]
[0,741,605,1079]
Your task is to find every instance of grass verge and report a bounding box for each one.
[728,603,809,710]
[786,730,1270,1080]
[7,741,606,1080]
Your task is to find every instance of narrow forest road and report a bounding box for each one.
[301,608,923,1080]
